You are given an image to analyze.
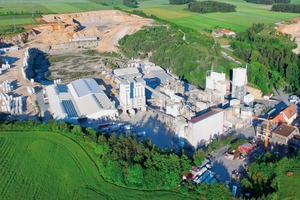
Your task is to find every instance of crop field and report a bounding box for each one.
[0,0,119,27]
[0,131,189,200]
[1,0,299,31]
[136,0,300,32]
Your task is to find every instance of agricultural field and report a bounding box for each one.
[135,0,300,32]
[1,0,300,32]
[0,131,189,200]
[0,0,123,28]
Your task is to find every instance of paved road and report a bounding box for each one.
[273,88,289,105]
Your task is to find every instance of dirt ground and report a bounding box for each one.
[0,49,39,119]
[27,10,153,54]
[0,10,153,119]
[48,51,128,82]
[276,18,300,54]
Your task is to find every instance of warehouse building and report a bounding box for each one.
[45,78,117,121]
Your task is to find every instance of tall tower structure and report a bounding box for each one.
[119,78,146,112]
[231,67,247,102]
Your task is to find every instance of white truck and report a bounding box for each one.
[289,95,300,104]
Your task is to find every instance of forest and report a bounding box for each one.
[0,119,233,199]
[119,24,233,88]
[169,0,195,5]
[241,151,300,199]
[123,0,138,7]
[271,4,300,13]
[187,1,236,13]
[245,0,290,5]
[230,24,299,93]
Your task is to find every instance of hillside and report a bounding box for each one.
[119,25,233,87]
[0,131,189,200]
[242,152,300,199]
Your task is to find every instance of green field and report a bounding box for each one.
[135,0,300,32]
[0,0,122,27]
[277,172,300,199]
[0,131,189,200]
[0,0,300,31]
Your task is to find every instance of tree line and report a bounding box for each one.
[187,1,237,14]
[169,0,195,5]
[245,0,290,5]
[271,3,300,13]
[241,151,300,199]
[0,11,43,16]
[0,119,233,199]
[230,23,300,93]
[123,0,138,7]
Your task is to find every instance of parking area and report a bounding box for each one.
[120,111,176,149]
[207,136,266,198]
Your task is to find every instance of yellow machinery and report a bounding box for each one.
[252,116,274,148]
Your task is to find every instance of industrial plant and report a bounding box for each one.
[45,78,118,122]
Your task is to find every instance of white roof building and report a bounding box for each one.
[45,78,117,121]
[113,67,141,79]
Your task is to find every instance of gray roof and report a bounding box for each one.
[46,78,116,120]
[71,78,102,98]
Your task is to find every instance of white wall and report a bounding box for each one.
[87,109,118,119]
[186,111,224,147]
[119,80,145,110]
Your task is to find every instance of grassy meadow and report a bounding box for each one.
[0,0,299,32]
[0,0,120,28]
[135,0,300,32]
[0,131,189,200]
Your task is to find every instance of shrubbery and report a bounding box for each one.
[231,24,299,93]
[169,0,195,5]
[246,0,290,5]
[271,4,300,13]
[119,25,232,87]
[187,1,236,13]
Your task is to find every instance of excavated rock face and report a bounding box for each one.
[0,30,37,46]
[1,10,154,53]
[276,18,300,54]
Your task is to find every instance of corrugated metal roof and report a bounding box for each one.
[113,67,140,77]
[46,78,115,119]
[71,78,102,98]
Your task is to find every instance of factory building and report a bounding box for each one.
[119,78,146,113]
[113,67,141,79]
[184,109,224,148]
[205,71,226,96]
[45,78,117,121]
[231,67,247,102]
